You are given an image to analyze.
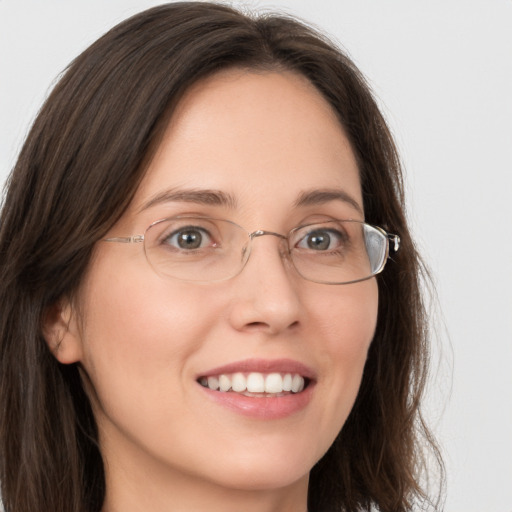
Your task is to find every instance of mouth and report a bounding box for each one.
[198,371,310,397]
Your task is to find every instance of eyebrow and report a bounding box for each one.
[294,188,364,216]
[139,186,363,216]
[139,188,238,212]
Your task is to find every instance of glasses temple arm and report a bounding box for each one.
[387,233,400,253]
[103,235,144,243]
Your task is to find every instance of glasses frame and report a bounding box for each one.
[104,216,400,285]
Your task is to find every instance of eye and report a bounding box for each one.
[296,228,346,251]
[162,226,214,250]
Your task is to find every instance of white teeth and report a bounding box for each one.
[246,372,265,393]
[291,374,304,393]
[282,373,293,391]
[219,374,231,392]
[200,372,306,395]
[231,372,246,392]
[265,373,283,393]
[207,376,219,390]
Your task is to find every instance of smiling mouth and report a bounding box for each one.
[198,372,309,397]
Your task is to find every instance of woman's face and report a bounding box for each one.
[59,70,378,498]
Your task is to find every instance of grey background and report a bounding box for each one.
[1,1,511,510]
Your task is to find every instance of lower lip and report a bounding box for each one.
[198,382,315,419]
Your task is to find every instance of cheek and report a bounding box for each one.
[307,279,378,434]
[312,278,378,357]
[76,256,218,413]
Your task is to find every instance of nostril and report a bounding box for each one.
[244,320,299,332]
[246,321,268,330]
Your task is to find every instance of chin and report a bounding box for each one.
[187,432,325,493]
[205,461,311,493]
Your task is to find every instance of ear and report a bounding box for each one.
[42,298,84,364]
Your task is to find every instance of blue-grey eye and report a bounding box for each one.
[165,227,211,250]
[298,229,344,251]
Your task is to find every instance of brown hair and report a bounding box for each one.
[0,3,443,511]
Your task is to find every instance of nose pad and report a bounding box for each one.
[277,239,294,271]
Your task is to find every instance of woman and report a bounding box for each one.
[0,3,443,511]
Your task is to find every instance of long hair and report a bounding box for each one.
[0,3,443,511]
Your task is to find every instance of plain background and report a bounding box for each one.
[1,1,511,510]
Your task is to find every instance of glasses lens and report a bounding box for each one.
[144,217,248,282]
[289,220,387,284]
[142,217,389,284]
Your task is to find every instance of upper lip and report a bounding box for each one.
[197,358,317,380]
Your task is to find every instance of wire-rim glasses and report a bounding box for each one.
[104,216,400,284]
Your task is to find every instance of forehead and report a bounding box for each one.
[130,69,362,221]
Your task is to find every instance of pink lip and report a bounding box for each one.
[196,358,316,420]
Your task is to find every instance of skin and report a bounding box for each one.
[46,69,379,512]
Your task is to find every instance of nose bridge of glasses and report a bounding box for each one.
[244,229,292,267]
[249,230,289,255]
[249,230,287,241]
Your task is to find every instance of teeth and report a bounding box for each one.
[264,373,283,393]
[291,374,304,393]
[282,373,292,391]
[200,372,306,395]
[207,376,219,390]
[231,372,246,392]
[247,373,265,393]
[219,374,231,392]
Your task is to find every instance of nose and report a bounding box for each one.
[227,232,302,335]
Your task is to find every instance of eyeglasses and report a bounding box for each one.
[104,216,400,284]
